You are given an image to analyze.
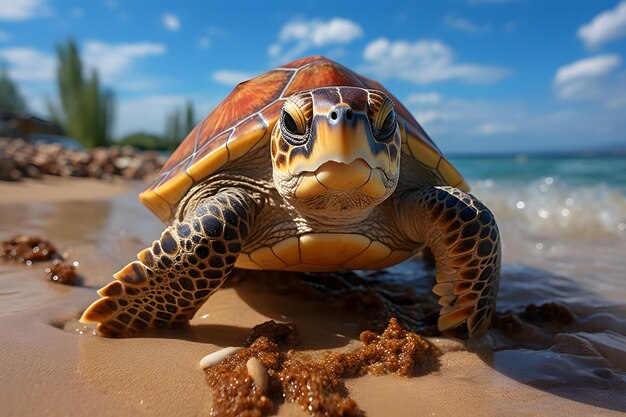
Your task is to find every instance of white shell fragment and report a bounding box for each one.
[199,346,243,369]
[246,357,269,393]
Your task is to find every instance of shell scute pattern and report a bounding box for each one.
[282,61,365,96]
[141,56,466,222]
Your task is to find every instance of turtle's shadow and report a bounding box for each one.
[145,323,253,347]
[473,263,626,413]
[147,321,354,351]
[145,269,366,350]
[232,262,626,413]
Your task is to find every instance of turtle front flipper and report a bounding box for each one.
[399,186,501,337]
[80,189,256,337]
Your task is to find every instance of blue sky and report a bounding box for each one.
[1,0,625,154]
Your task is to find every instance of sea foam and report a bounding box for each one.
[471,177,626,240]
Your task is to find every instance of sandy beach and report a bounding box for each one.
[2,1,625,415]
[1,176,625,417]
[0,176,133,205]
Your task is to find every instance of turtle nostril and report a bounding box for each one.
[330,111,338,120]
[346,109,353,120]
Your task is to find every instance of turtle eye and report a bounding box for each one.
[283,112,300,135]
[379,109,396,135]
[368,93,397,142]
[372,106,396,142]
[280,99,310,144]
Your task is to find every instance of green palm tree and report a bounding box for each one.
[48,39,114,147]
[0,66,27,113]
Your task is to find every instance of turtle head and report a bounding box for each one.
[271,87,401,218]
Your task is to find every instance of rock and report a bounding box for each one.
[0,154,21,181]
[199,346,244,369]
[246,357,269,393]
[24,165,41,179]
[2,235,61,264]
[45,259,80,286]
[0,137,165,182]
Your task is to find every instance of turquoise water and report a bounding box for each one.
[438,154,626,394]
[450,155,626,192]
[444,155,626,243]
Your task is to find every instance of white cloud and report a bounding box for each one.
[407,92,443,104]
[409,93,521,130]
[0,0,52,21]
[363,38,509,85]
[267,44,281,57]
[0,47,55,117]
[0,42,166,91]
[444,15,491,33]
[162,13,181,31]
[578,1,626,49]
[476,123,519,135]
[212,70,254,86]
[407,90,626,153]
[70,7,83,18]
[105,0,118,10]
[554,54,621,84]
[115,94,215,137]
[414,110,440,125]
[198,37,210,48]
[468,0,519,4]
[83,41,165,83]
[406,92,529,152]
[503,21,518,32]
[269,17,363,61]
[117,95,187,136]
[197,27,227,50]
[0,47,55,81]
[554,54,622,101]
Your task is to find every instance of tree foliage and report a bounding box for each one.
[48,39,114,148]
[118,131,167,151]
[0,67,27,113]
[164,101,195,150]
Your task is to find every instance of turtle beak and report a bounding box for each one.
[288,105,391,176]
[288,104,393,198]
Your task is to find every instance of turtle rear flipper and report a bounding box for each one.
[80,189,256,337]
[400,186,501,337]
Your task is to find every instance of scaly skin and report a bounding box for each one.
[80,189,256,337]
[399,186,501,336]
[81,85,501,338]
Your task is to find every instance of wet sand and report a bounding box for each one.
[0,176,133,205]
[0,178,624,417]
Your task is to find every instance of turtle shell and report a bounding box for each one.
[140,56,468,222]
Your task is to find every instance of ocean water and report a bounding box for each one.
[452,154,626,249]
[444,154,626,408]
[448,154,626,302]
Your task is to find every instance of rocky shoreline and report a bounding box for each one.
[0,137,166,181]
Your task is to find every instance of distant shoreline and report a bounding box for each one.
[448,148,626,158]
[0,176,136,206]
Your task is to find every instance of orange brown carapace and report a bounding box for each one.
[81,55,500,339]
[140,56,466,223]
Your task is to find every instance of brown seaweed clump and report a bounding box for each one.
[1,235,61,264]
[45,259,79,286]
[246,320,300,347]
[333,317,436,377]
[2,234,82,286]
[494,301,576,336]
[522,302,575,325]
[205,318,439,417]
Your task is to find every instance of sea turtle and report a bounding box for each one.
[81,56,501,337]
